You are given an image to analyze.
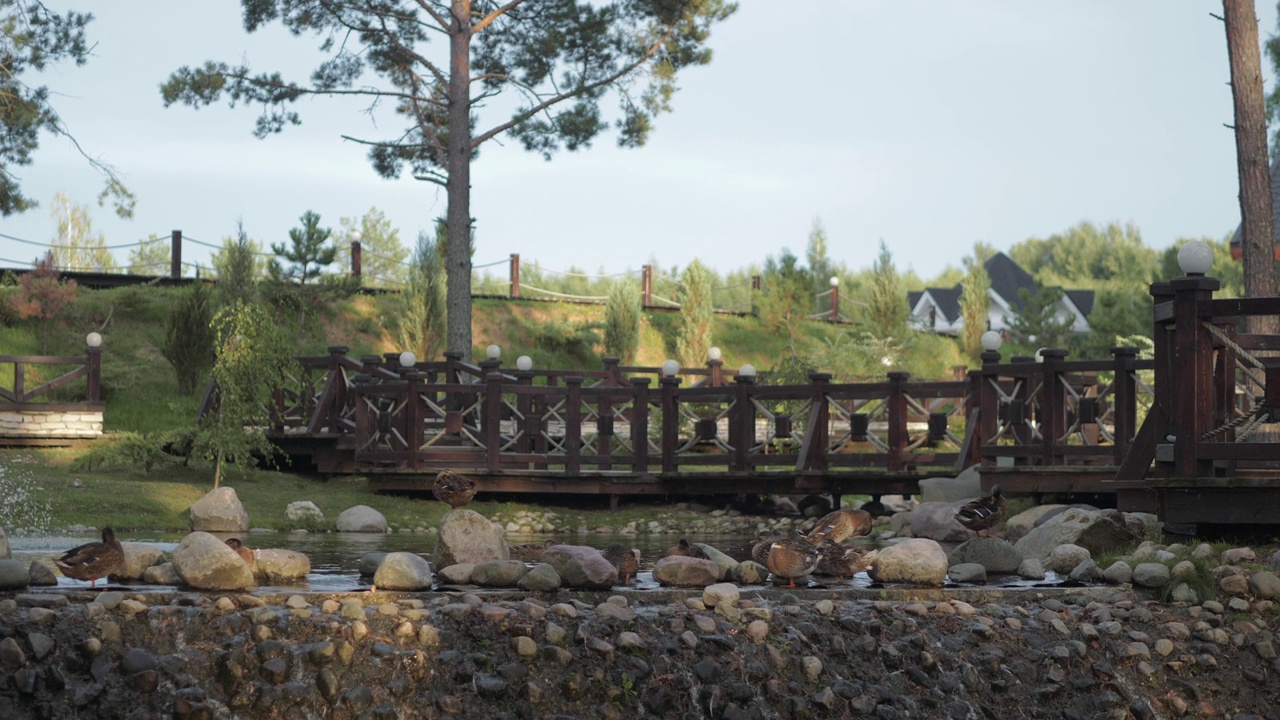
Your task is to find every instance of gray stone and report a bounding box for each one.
[652,556,722,587]
[372,552,433,591]
[1169,583,1200,604]
[1103,561,1133,585]
[543,545,618,589]
[1017,558,1045,580]
[434,509,508,567]
[27,561,56,586]
[730,560,769,585]
[1046,544,1091,574]
[437,563,474,584]
[116,543,165,580]
[918,466,982,503]
[188,487,249,532]
[358,552,387,577]
[517,563,561,592]
[947,563,987,584]
[336,505,387,533]
[1249,571,1280,599]
[1271,550,1280,571]
[692,543,736,580]
[907,500,974,542]
[254,549,311,583]
[1132,563,1171,588]
[172,532,256,590]
[471,560,529,587]
[947,537,1023,573]
[1069,559,1101,583]
[703,582,740,608]
[1221,547,1257,565]
[1002,505,1069,544]
[0,528,8,559]
[142,562,181,585]
[0,560,29,590]
[1015,508,1139,563]
[888,510,914,537]
[285,501,325,527]
[1122,512,1162,540]
[868,538,948,586]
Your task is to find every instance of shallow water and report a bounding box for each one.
[8,531,1067,594]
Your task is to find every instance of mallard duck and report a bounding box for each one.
[665,538,709,560]
[765,538,821,589]
[955,484,1007,537]
[225,538,256,571]
[814,540,875,582]
[602,543,640,584]
[433,470,477,508]
[751,530,779,566]
[509,539,560,563]
[804,508,874,544]
[54,527,124,589]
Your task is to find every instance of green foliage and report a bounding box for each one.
[676,259,715,366]
[270,210,337,285]
[397,227,448,361]
[72,431,187,473]
[160,283,216,395]
[193,300,296,487]
[212,219,265,306]
[1010,221,1159,287]
[806,219,834,298]
[1005,286,1075,355]
[49,191,117,272]
[861,241,908,340]
[126,234,170,275]
[759,250,811,345]
[958,244,993,362]
[1159,235,1247,298]
[516,315,600,365]
[604,281,642,363]
[337,207,408,287]
[1073,286,1151,359]
[8,251,78,352]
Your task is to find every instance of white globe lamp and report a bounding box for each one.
[516,355,533,372]
[1177,240,1213,276]
[399,351,416,368]
[979,330,1002,352]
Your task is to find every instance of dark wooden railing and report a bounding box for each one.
[0,346,102,408]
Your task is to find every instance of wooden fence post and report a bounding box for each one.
[660,374,680,473]
[1038,348,1068,465]
[887,371,909,472]
[977,347,1002,467]
[406,371,421,470]
[87,346,102,403]
[1170,273,1220,478]
[805,372,831,472]
[565,377,583,475]
[351,240,362,281]
[732,371,755,471]
[641,265,653,307]
[170,230,182,279]
[485,372,504,472]
[630,377,651,474]
[1110,346,1137,464]
[510,253,520,297]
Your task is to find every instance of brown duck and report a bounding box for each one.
[602,543,640,584]
[225,538,256,571]
[433,470,477,508]
[955,484,1007,538]
[54,527,124,589]
[814,540,875,582]
[765,538,821,588]
[509,539,560,563]
[804,507,874,544]
[665,538,709,560]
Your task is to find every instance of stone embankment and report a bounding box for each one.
[2,583,1278,719]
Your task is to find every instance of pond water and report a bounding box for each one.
[7,531,1067,594]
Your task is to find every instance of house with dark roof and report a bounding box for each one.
[907,252,1094,336]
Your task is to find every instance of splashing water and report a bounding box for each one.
[0,464,53,535]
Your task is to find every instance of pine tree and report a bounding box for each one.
[959,243,994,362]
[212,220,265,306]
[161,283,216,395]
[604,281,642,363]
[862,241,908,341]
[676,259,715,367]
[396,226,447,361]
[269,211,336,284]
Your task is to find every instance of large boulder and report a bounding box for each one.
[918,465,982,503]
[867,538,949,586]
[188,487,249,532]
[947,537,1023,573]
[693,542,736,580]
[0,559,29,590]
[653,556,722,587]
[114,543,166,580]
[542,544,617,589]
[172,532,255,590]
[285,501,325,528]
[434,509,507,567]
[373,552,433,591]
[254,549,311,583]
[1014,507,1140,563]
[1003,504,1069,543]
[471,560,530,587]
[907,500,973,542]
[336,505,387,533]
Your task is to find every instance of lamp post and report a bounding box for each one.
[350,231,362,281]
[829,276,840,321]
[86,332,103,402]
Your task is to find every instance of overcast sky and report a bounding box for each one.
[2,1,1277,281]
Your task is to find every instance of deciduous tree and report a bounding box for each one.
[126,234,169,276]
[861,241,908,341]
[8,251,77,352]
[337,207,408,287]
[676,259,714,367]
[49,191,117,273]
[161,0,736,360]
[604,281,641,363]
[958,243,993,362]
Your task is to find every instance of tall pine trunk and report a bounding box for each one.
[446,1,475,361]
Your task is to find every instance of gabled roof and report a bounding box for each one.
[984,252,1037,311]
[908,251,1095,324]
[1064,289,1094,316]
[922,287,962,323]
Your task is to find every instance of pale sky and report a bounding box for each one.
[2,1,1277,281]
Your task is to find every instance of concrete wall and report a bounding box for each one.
[0,410,103,439]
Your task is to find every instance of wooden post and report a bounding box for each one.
[1110,346,1138,465]
[977,348,1002,462]
[1170,274,1220,478]
[1038,349,1068,466]
[565,376,583,475]
[829,284,839,321]
[170,230,182,279]
[485,372,504,472]
[510,254,520,297]
[660,374,680,473]
[406,372,422,470]
[602,357,621,386]
[887,371,909,472]
[807,372,831,472]
[1222,0,1279,332]
[641,265,653,307]
[630,377,651,474]
[707,358,724,387]
[87,347,101,402]
[732,372,755,471]
[351,240,363,281]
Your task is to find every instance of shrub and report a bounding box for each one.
[603,281,641,363]
[160,283,216,395]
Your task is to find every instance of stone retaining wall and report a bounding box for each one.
[0,410,103,439]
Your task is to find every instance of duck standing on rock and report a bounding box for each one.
[54,527,124,589]
[804,507,874,544]
[433,469,477,508]
[509,539,560,563]
[766,538,822,589]
[955,484,1007,538]
[226,538,256,572]
[603,543,640,584]
[814,540,876,583]
[665,538,709,560]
